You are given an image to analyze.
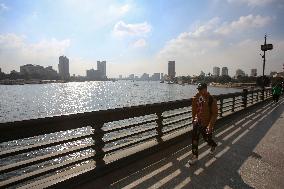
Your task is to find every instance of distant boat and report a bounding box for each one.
[160,80,164,83]
[167,81,174,84]
[134,84,139,86]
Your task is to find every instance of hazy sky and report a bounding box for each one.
[0,0,283,77]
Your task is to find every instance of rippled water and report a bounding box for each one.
[0,81,241,123]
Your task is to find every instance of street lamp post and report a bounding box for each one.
[260,34,273,100]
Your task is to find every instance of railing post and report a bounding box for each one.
[219,99,224,117]
[92,123,106,168]
[155,111,164,143]
[251,91,254,105]
[242,89,248,109]
[232,96,235,112]
[261,88,265,101]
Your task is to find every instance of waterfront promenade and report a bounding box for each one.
[1,88,283,189]
[77,98,284,189]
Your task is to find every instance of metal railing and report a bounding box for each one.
[0,88,272,188]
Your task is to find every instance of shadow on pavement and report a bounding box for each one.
[78,98,284,189]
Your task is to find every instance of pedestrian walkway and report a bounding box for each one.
[77,98,284,189]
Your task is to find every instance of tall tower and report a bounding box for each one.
[221,67,228,76]
[168,61,175,79]
[97,61,107,79]
[213,67,220,77]
[58,56,70,80]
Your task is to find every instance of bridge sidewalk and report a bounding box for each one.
[77,98,284,189]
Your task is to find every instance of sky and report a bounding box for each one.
[0,0,284,77]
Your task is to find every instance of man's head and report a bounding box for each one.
[197,83,208,94]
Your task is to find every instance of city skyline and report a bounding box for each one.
[0,0,284,77]
[0,59,264,78]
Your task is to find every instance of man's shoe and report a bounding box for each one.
[188,155,198,165]
[210,145,216,155]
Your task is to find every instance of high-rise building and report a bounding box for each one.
[168,61,175,78]
[221,67,229,76]
[251,69,257,77]
[97,61,106,79]
[161,73,164,80]
[58,56,70,80]
[235,69,245,77]
[213,67,220,77]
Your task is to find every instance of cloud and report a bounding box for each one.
[113,21,151,37]
[0,33,70,73]
[216,15,272,35]
[227,0,275,6]
[109,4,130,16]
[0,3,9,12]
[156,14,278,76]
[59,0,132,31]
[133,39,146,48]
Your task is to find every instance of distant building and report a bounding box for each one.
[119,75,122,79]
[141,73,149,81]
[20,64,58,79]
[213,67,220,77]
[161,73,164,80]
[221,67,229,76]
[86,69,100,80]
[151,73,160,81]
[129,74,135,80]
[97,61,106,79]
[168,61,175,78]
[235,69,245,77]
[58,56,70,80]
[250,69,257,77]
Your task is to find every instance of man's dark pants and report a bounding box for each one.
[192,122,217,157]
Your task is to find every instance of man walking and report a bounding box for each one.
[188,83,218,165]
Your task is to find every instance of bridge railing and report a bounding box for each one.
[0,88,272,188]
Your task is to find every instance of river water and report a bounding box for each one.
[0,81,241,123]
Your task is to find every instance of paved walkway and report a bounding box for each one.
[78,98,284,189]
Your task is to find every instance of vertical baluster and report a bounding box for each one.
[242,89,248,109]
[232,96,235,112]
[219,99,223,117]
[92,123,106,168]
[251,91,254,105]
[156,111,164,143]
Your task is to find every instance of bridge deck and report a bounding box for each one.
[73,98,284,189]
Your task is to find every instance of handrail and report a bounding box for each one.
[0,87,273,188]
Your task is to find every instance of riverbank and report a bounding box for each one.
[0,79,67,85]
